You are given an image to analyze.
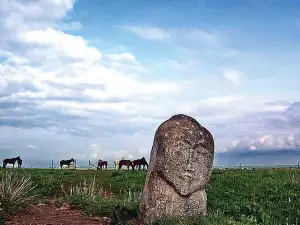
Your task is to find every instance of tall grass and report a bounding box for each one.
[67,176,104,201]
[66,176,141,224]
[0,171,35,218]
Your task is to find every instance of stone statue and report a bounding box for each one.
[140,114,214,224]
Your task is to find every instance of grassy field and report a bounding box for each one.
[0,168,299,224]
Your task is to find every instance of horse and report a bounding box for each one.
[132,157,148,171]
[18,158,22,168]
[97,159,108,170]
[60,158,75,169]
[114,160,119,170]
[3,156,22,169]
[118,159,134,171]
[114,157,125,170]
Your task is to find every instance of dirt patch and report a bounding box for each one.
[6,203,110,225]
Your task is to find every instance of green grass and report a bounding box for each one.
[0,168,300,224]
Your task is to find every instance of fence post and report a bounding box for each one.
[51,160,54,169]
[75,159,77,169]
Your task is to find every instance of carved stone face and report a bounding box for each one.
[155,118,214,196]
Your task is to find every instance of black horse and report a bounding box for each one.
[60,158,75,169]
[118,160,134,171]
[18,158,22,168]
[132,157,148,171]
[3,156,22,169]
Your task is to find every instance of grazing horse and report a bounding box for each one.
[132,157,148,171]
[60,158,75,169]
[114,160,119,170]
[118,159,134,171]
[3,156,22,169]
[97,159,108,170]
[114,157,125,170]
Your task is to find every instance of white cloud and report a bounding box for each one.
[223,69,243,86]
[0,76,8,89]
[27,144,37,149]
[0,0,75,45]
[249,145,256,150]
[22,28,102,63]
[182,29,219,44]
[122,26,171,40]
[57,21,83,31]
[107,53,138,64]
[200,96,243,106]
[226,133,300,152]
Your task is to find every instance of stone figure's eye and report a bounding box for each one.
[183,139,192,146]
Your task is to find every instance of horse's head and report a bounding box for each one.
[70,158,75,163]
[17,156,21,159]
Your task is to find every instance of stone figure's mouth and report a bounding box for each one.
[182,172,193,178]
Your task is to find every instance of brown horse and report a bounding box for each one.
[97,160,108,170]
[118,159,134,171]
[132,157,148,171]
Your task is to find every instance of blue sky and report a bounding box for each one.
[0,0,299,168]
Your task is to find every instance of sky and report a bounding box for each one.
[0,0,299,168]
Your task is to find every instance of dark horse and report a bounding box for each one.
[60,158,75,169]
[3,156,22,169]
[132,157,148,171]
[118,159,134,171]
[97,159,108,170]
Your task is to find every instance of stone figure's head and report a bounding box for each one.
[154,114,214,196]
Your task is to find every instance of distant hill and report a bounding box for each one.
[214,149,300,166]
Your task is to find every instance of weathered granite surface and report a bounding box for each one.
[140,114,214,224]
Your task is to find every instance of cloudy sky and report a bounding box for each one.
[0,0,299,168]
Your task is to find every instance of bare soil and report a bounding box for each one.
[6,203,110,225]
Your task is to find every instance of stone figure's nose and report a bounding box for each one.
[186,149,195,172]
[186,163,195,172]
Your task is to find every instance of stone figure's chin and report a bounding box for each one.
[159,171,205,196]
[159,171,190,196]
